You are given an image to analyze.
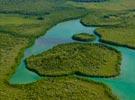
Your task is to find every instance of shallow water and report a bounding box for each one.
[9,19,135,100]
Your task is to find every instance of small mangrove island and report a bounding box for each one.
[72,33,96,42]
[26,43,121,77]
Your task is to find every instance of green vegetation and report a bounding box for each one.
[26,43,121,77]
[0,15,44,38]
[95,27,135,49]
[0,0,69,15]
[67,0,135,11]
[81,10,135,27]
[81,9,135,48]
[1,0,135,99]
[81,11,123,26]
[72,0,135,48]
[0,33,29,99]
[72,33,96,42]
[0,8,87,38]
[90,10,135,48]
[20,77,118,100]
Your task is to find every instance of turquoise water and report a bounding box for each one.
[9,19,135,100]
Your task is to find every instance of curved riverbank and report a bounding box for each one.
[80,19,119,27]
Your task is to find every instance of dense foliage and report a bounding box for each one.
[20,77,118,100]
[68,0,135,11]
[96,26,135,49]
[0,33,29,99]
[81,11,123,26]
[27,43,121,77]
[72,33,96,42]
[0,0,69,15]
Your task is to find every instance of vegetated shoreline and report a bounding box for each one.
[75,76,119,100]
[7,38,35,84]
[25,64,121,78]
[25,43,121,78]
[80,18,122,27]
[13,76,118,100]
[80,20,135,50]
[94,31,135,50]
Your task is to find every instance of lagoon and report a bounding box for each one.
[9,19,135,100]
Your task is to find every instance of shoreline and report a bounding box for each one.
[25,43,122,79]
[94,31,135,50]
[80,19,135,50]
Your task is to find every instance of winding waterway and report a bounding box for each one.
[9,19,135,100]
